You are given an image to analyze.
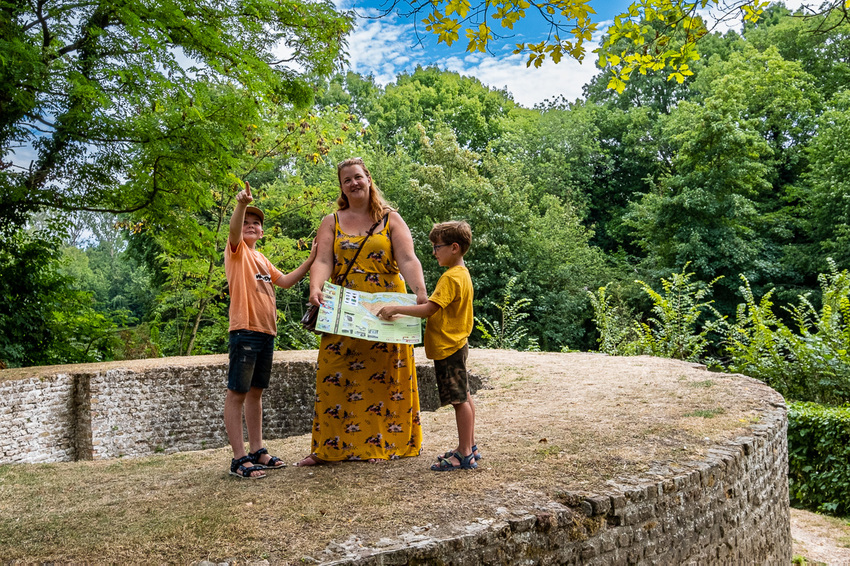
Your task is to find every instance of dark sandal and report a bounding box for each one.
[437,444,481,462]
[249,447,286,469]
[430,451,478,472]
[230,455,266,479]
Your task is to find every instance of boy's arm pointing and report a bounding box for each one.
[228,181,252,251]
[377,301,439,320]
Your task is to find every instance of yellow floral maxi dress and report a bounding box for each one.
[310,214,423,461]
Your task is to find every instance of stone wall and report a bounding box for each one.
[0,353,790,564]
[323,400,790,565]
[0,353,462,464]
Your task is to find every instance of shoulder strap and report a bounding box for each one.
[335,214,387,286]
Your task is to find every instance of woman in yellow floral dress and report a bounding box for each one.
[296,158,427,465]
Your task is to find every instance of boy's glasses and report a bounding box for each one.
[432,244,448,252]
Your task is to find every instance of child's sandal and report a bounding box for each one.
[230,455,266,479]
[430,451,478,472]
[437,444,481,462]
[249,447,286,469]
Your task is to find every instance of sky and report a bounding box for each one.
[337,0,808,108]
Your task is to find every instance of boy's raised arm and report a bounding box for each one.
[229,181,252,250]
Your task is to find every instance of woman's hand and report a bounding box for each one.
[309,287,324,307]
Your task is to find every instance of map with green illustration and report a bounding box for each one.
[315,282,422,344]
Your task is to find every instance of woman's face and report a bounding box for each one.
[339,164,371,203]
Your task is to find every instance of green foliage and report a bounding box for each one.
[475,276,539,351]
[723,260,850,405]
[630,267,724,362]
[356,66,518,154]
[2,0,352,231]
[625,89,773,307]
[0,227,125,367]
[803,90,850,271]
[588,266,725,362]
[587,284,638,355]
[788,401,850,515]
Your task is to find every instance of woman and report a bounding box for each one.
[296,157,428,465]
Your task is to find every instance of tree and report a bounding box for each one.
[349,66,518,154]
[1,0,352,236]
[380,0,846,91]
[744,2,850,101]
[624,92,772,309]
[803,90,850,271]
[130,103,354,357]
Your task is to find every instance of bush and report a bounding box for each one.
[788,401,850,515]
[588,265,724,362]
[724,260,850,405]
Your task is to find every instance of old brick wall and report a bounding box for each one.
[0,372,78,463]
[322,397,791,565]
[0,354,453,463]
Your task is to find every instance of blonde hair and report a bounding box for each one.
[336,157,394,224]
[429,220,472,255]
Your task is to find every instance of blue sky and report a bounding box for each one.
[336,0,806,108]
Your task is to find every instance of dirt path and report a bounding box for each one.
[792,507,850,565]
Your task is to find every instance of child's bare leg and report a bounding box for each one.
[224,389,248,459]
[244,387,264,455]
[467,392,477,456]
[454,400,474,458]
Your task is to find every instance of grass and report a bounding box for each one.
[684,408,726,418]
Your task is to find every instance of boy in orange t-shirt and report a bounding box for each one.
[225,182,316,479]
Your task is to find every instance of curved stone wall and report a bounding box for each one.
[323,410,790,564]
[0,351,790,563]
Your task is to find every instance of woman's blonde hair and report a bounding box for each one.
[336,157,395,224]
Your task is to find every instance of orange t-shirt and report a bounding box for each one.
[225,240,284,335]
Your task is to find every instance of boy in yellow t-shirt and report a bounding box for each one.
[377,221,478,471]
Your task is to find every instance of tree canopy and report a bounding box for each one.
[1,0,352,235]
[384,0,848,91]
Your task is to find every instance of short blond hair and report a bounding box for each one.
[429,220,472,255]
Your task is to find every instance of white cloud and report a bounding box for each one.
[343,11,606,108]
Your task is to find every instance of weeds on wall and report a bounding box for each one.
[588,265,724,363]
[723,259,850,405]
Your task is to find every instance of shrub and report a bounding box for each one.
[788,401,850,515]
[724,260,850,405]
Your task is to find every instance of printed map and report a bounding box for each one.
[315,282,422,344]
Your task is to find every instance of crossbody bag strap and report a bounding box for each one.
[335,214,387,286]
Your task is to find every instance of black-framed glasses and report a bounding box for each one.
[432,244,448,252]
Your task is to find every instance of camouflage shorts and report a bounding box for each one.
[434,343,469,406]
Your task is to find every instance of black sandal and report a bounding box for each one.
[249,447,286,469]
[430,451,478,472]
[437,444,481,462]
[230,455,266,479]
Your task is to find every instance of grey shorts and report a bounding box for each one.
[228,330,275,393]
[433,344,469,406]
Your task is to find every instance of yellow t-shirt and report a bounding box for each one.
[424,265,474,360]
[224,240,284,335]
